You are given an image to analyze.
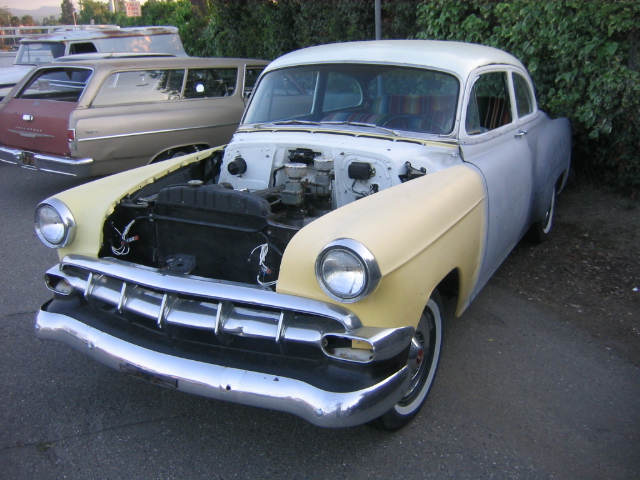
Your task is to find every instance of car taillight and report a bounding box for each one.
[68,129,75,142]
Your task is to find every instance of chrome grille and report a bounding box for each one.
[49,255,359,346]
[45,255,413,363]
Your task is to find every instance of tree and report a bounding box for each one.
[0,7,11,26]
[43,15,62,26]
[20,15,36,26]
[60,0,76,25]
[189,0,209,17]
[78,0,111,25]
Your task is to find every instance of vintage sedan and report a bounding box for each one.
[34,41,571,430]
[0,55,268,176]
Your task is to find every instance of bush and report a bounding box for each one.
[416,0,640,191]
[196,0,422,59]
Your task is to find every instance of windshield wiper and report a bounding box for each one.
[253,119,322,127]
[321,120,400,137]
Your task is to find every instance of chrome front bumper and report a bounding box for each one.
[36,255,414,427]
[36,308,410,427]
[0,145,93,176]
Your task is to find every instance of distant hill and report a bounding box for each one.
[9,6,60,22]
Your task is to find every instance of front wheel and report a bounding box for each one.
[369,290,443,431]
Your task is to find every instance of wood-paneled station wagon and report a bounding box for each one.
[33,41,571,430]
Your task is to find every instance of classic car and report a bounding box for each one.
[0,26,187,100]
[33,40,571,430]
[0,55,268,176]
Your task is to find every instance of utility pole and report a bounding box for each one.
[375,0,381,40]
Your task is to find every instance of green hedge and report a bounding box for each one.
[415,0,640,191]
[193,0,422,59]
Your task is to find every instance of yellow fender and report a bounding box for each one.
[277,164,486,329]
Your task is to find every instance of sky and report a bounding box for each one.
[6,0,68,9]
[5,0,148,10]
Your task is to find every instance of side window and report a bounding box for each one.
[68,42,97,55]
[466,71,513,135]
[92,69,185,106]
[513,73,534,118]
[322,72,362,112]
[184,68,237,98]
[17,68,92,102]
[244,66,265,96]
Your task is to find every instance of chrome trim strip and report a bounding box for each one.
[7,129,54,138]
[77,122,238,143]
[35,308,411,428]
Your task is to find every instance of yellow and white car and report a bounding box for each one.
[34,40,571,430]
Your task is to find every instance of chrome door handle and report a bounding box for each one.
[515,129,528,138]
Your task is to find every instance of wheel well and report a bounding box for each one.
[151,144,211,164]
[437,269,460,302]
[556,169,570,194]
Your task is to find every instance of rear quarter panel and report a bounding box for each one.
[276,165,486,329]
[526,113,572,220]
[0,98,74,154]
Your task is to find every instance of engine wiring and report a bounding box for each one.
[111,219,138,256]
[249,243,277,287]
[349,179,378,198]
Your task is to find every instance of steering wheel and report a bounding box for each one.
[383,114,445,134]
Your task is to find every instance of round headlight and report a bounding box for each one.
[35,199,76,248]
[315,239,381,303]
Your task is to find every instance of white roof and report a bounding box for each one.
[21,26,180,43]
[266,40,526,79]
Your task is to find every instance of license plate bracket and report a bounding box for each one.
[21,151,36,167]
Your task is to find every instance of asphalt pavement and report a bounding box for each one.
[1,164,639,479]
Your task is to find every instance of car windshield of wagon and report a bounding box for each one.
[16,67,92,102]
[243,64,459,135]
[15,43,65,66]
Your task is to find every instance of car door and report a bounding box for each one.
[460,68,534,295]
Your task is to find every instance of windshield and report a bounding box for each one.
[15,43,66,66]
[243,64,459,135]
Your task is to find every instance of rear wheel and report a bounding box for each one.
[527,187,556,244]
[369,290,443,431]
[152,146,198,163]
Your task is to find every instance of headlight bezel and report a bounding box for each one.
[315,238,381,303]
[35,198,76,248]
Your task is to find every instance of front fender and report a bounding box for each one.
[276,165,486,329]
